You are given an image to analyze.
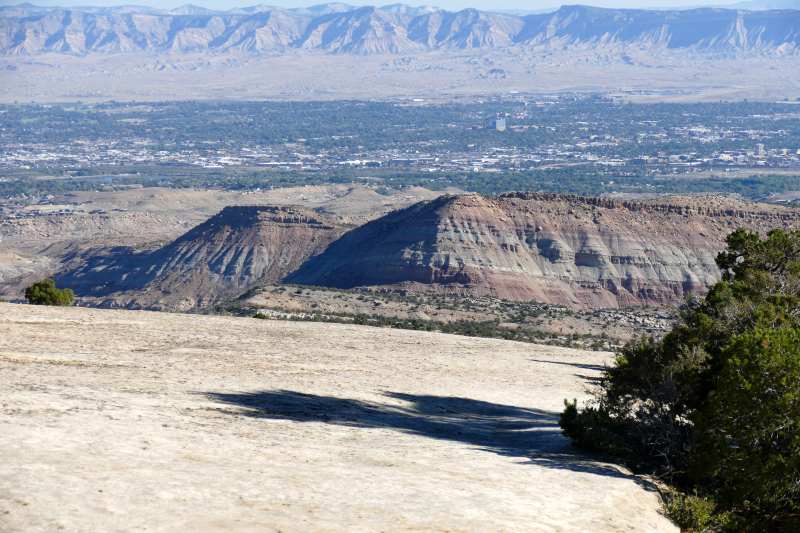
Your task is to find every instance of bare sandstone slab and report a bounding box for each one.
[0,304,677,532]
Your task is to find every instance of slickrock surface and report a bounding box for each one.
[289,192,800,308]
[0,303,676,532]
[57,205,349,310]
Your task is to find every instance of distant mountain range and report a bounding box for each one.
[1,3,799,55]
[724,0,800,9]
[0,2,445,17]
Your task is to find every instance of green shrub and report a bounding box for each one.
[664,488,730,532]
[24,279,74,306]
[253,312,270,319]
[559,332,705,476]
[691,328,800,532]
[559,228,800,530]
[559,398,638,462]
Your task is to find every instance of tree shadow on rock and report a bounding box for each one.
[202,389,649,483]
[531,359,605,383]
[532,359,606,372]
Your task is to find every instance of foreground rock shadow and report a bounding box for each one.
[203,389,646,483]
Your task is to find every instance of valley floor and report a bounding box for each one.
[0,303,675,532]
[2,50,798,103]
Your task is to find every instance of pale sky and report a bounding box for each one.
[0,0,752,12]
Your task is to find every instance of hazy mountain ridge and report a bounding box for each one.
[1,3,799,56]
[0,3,437,18]
[514,6,800,53]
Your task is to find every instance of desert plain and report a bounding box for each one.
[3,50,800,103]
[0,303,676,532]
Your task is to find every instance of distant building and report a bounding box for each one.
[495,118,506,131]
[757,143,765,155]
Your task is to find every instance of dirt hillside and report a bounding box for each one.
[56,205,350,310]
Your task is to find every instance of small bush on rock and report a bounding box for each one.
[24,279,74,306]
[663,488,730,533]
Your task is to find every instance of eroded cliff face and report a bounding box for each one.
[287,193,800,308]
[54,194,800,310]
[58,205,348,310]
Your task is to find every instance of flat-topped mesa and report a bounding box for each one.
[499,192,800,220]
[288,193,800,309]
[57,205,349,311]
[219,205,339,229]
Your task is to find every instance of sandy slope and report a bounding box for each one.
[0,303,676,532]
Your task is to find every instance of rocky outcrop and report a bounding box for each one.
[287,193,800,308]
[407,9,524,49]
[57,205,348,310]
[50,194,800,310]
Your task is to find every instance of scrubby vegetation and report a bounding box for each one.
[202,285,660,351]
[237,306,595,348]
[559,228,800,532]
[24,278,75,306]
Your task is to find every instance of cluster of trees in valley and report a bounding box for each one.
[3,98,800,204]
[4,99,800,153]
